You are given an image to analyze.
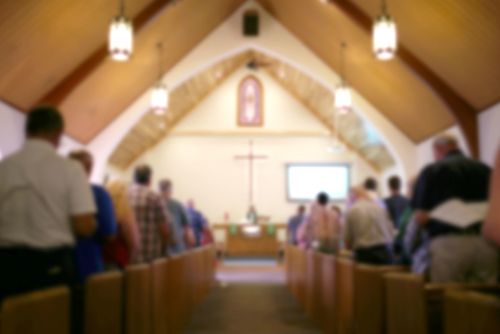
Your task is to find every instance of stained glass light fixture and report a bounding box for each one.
[373,0,397,60]
[150,43,169,115]
[335,42,352,113]
[109,0,133,61]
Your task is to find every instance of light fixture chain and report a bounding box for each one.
[340,42,347,84]
[119,0,125,16]
[157,43,163,81]
[381,0,387,14]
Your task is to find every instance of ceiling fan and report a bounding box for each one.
[246,58,273,70]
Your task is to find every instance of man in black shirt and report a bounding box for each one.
[412,134,497,283]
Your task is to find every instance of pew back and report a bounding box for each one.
[125,264,152,334]
[321,254,336,334]
[0,286,69,334]
[353,264,407,334]
[335,257,354,334]
[85,271,123,334]
[151,259,168,334]
[444,290,500,334]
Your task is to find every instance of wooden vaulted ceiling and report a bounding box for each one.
[0,0,499,157]
[110,49,396,171]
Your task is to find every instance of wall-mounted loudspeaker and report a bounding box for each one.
[243,10,259,36]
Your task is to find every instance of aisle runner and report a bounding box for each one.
[184,258,322,334]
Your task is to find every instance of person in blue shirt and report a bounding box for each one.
[287,205,305,245]
[69,150,117,282]
[186,199,208,247]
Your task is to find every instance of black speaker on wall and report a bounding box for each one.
[243,10,259,36]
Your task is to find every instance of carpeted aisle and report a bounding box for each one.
[184,259,322,334]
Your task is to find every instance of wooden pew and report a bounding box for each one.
[385,272,500,334]
[0,286,69,334]
[85,271,123,334]
[311,252,324,326]
[444,290,500,334]
[125,264,151,334]
[335,256,354,334]
[151,259,168,334]
[305,250,316,318]
[353,264,407,334]
[321,253,336,334]
[296,247,308,306]
[166,255,183,334]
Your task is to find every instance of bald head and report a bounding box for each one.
[433,134,459,161]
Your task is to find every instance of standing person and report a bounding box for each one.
[287,205,305,245]
[69,150,117,282]
[159,179,191,255]
[363,177,386,208]
[345,187,395,265]
[412,134,497,283]
[384,175,410,229]
[0,106,96,301]
[301,192,341,253]
[129,165,170,263]
[186,199,208,247]
[484,148,500,246]
[104,180,141,268]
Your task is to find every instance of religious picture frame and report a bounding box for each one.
[237,75,264,127]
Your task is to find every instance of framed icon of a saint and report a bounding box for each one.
[238,75,263,127]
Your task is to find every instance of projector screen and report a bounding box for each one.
[286,163,350,202]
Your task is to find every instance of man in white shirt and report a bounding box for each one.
[0,106,96,301]
[345,187,395,264]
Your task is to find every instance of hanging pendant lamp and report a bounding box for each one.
[150,43,169,115]
[373,0,397,60]
[335,42,352,113]
[109,0,133,61]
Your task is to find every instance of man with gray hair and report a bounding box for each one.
[412,133,497,283]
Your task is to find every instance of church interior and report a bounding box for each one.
[0,0,499,333]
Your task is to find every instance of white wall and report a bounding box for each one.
[0,101,25,160]
[479,101,500,166]
[0,101,84,160]
[91,0,415,184]
[126,68,379,223]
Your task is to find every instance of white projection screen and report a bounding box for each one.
[286,164,350,202]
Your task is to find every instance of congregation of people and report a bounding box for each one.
[288,134,500,284]
[0,106,213,303]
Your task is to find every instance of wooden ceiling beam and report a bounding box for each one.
[36,0,177,107]
[327,0,479,157]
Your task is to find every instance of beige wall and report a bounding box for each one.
[126,68,379,223]
[94,0,415,183]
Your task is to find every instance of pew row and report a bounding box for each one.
[0,245,216,334]
[385,272,500,334]
[444,290,500,334]
[0,286,70,334]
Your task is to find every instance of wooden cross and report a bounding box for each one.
[234,140,268,207]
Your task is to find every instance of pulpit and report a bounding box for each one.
[213,223,286,257]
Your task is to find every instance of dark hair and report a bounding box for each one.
[68,149,93,173]
[134,164,152,185]
[364,177,378,191]
[159,179,172,192]
[388,175,401,192]
[26,106,64,136]
[317,192,329,205]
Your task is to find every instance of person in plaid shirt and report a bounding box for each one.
[128,165,170,263]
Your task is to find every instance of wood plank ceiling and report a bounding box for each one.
[0,0,498,154]
[109,49,396,171]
